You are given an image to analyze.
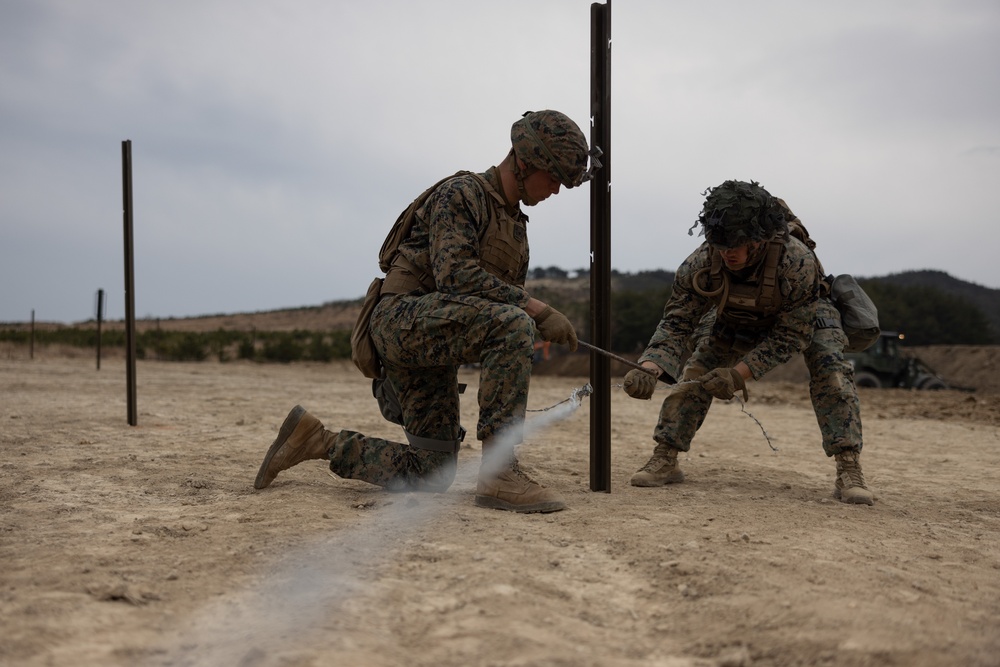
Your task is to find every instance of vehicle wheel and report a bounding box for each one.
[854,371,881,388]
[919,377,947,390]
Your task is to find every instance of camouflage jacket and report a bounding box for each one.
[396,168,531,308]
[639,237,821,381]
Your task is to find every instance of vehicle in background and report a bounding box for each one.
[845,331,955,390]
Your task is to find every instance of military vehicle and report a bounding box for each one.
[844,331,950,389]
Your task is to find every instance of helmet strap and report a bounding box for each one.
[732,242,769,273]
[512,155,539,206]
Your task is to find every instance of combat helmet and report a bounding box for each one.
[695,180,789,248]
[510,110,599,190]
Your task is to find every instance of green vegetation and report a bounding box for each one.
[858,280,997,345]
[3,270,994,362]
[609,287,672,354]
[588,279,1000,353]
[597,279,998,353]
[0,327,354,363]
[555,272,998,353]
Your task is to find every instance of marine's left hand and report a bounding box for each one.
[700,367,749,401]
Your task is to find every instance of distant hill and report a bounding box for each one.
[601,268,1000,344]
[863,270,1000,337]
[6,269,997,344]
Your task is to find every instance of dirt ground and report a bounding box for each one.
[2,355,999,667]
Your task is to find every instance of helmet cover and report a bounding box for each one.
[696,180,789,248]
[511,110,590,188]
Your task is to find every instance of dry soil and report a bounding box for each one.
[2,356,999,667]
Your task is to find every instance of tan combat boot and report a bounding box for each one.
[630,448,685,487]
[833,449,874,505]
[254,405,334,489]
[475,442,565,513]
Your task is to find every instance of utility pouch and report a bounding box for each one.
[372,371,467,452]
[351,277,384,379]
[828,274,880,352]
[711,321,758,355]
[731,329,759,355]
[372,370,403,425]
[372,373,469,427]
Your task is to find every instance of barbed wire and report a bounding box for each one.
[526,383,593,412]
[530,379,776,452]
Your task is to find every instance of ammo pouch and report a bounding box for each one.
[351,277,384,379]
[711,321,760,355]
[827,274,880,352]
[372,370,467,453]
[372,370,403,425]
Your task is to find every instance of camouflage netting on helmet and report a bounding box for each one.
[511,110,589,188]
[694,180,789,248]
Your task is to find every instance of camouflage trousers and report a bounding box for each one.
[654,298,862,457]
[803,299,864,456]
[326,292,535,492]
[327,429,459,493]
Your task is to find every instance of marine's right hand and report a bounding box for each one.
[623,368,658,400]
[533,306,579,352]
[699,367,749,401]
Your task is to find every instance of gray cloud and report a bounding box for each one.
[2,0,998,322]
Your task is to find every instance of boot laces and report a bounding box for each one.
[510,459,540,485]
[641,454,675,473]
[838,456,867,489]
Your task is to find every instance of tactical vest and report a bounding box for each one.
[380,170,527,296]
[693,241,785,330]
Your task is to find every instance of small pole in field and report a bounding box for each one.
[589,0,612,492]
[122,140,138,426]
[96,288,104,370]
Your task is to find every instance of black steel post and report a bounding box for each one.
[122,141,138,426]
[589,0,612,492]
[96,288,104,370]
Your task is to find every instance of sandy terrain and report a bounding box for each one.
[2,356,999,667]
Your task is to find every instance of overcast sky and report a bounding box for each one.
[2,0,998,323]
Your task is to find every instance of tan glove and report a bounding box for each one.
[623,368,658,400]
[699,367,749,401]
[534,306,578,352]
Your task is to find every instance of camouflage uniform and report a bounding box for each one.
[694,297,863,456]
[805,301,864,455]
[628,181,872,504]
[328,168,534,490]
[639,237,822,456]
[255,110,596,512]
